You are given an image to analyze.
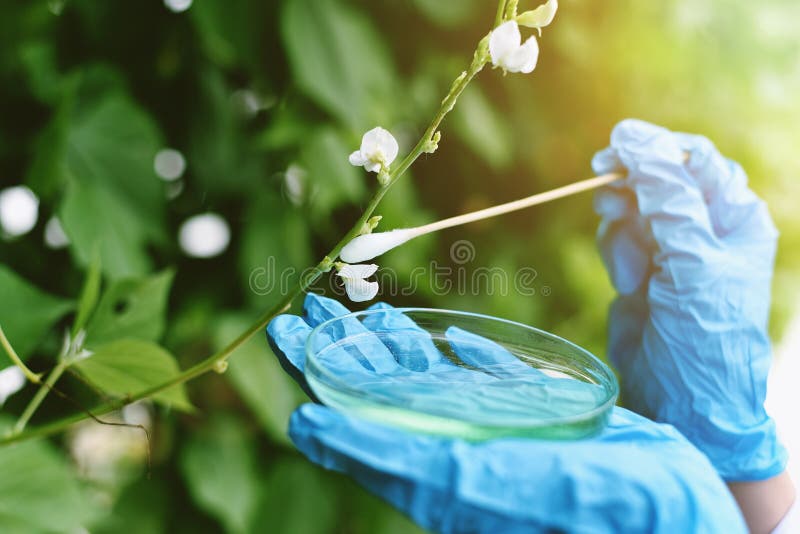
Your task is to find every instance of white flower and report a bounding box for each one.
[0,185,39,238]
[164,0,192,13]
[340,229,418,263]
[349,127,399,173]
[0,366,26,407]
[44,216,70,249]
[337,264,379,302]
[154,148,186,181]
[517,0,558,35]
[178,213,230,258]
[489,21,539,74]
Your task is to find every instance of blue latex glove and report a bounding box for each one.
[268,293,746,533]
[592,119,787,481]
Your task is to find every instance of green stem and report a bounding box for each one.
[495,0,508,26]
[13,360,68,434]
[0,325,42,384]
[0,11,499,447]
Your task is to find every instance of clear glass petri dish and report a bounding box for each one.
[305,308,618,441]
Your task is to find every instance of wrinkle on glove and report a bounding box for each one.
[290,404,746,534]
[268,294,747,533]
[593,119,786,480]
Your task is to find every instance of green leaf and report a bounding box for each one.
[252,459,338,534]
[300,128,365,220]
[412,0,481,27]
[187,68,263,194]
[86,270,174,346]
[73,338,192,410]
[214,315,301,442]
[0,265,73,361]
[71,247,102,338]
[0,417,92,532]
[281,0,397,130]
[452,84,514,170]
[180,414,260,534]
[60,175,153,278]
[19,40,63,104]
[29,81,166,278]
[91,478,168,534]
[190,0,266,69]
[239,190,313,306]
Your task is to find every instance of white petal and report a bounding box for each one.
[489,21,522,67]
[517,0,558,29]
[349,150,368,167]
[360,127,386,153]
[337,263,378,280]
[365,161,382,173]
[0,366,26,406]
[44,216,70,249]
[340,229,418,263]
[0,186,39,237]
[506,36,539,74]
[343,279,379,302]
[362,127,399,164]
[178,213,230,258]
[377,129,399,166]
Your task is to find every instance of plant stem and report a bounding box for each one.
[13,360,68,434]
[495,0,508,26]
[0,5,502,447]
[0,325,41,384]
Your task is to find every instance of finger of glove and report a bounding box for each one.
[675,132,778,245]
[605,292,649,397]
[597,216,651,295]
[267,313,318,400]
[593,183,635,222]
[445,327,609,416]
[361,302,443,371]
[444,326,541,378]
[289,404,747,534]
[592,146,624,176]
[303,293,402,375]
[610,120,724,285]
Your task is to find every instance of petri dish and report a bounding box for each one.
[305,308,618,441]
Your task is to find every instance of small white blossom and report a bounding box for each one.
[154,148,186,181]
[517,0,558,35]
[164,0,192,13]
[489,21,539,74]
[0,366,26,407]
[44,216,70,249]
[0,186,39,238]
[337,264,379,303]
[178,213,230,258]
[340,229,418,263]
[349,127,399,173]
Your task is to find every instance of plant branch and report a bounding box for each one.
[0,325,41,384]
[495,0,508,26]
[0,10,501,447]
[13,359,69,434]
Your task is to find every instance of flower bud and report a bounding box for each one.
[339,228,418,263]
[517,0,558,34]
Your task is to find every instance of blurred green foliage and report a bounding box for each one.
[0,0,798,532]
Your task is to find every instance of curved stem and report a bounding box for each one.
[0,8,501,448]
[13,360,68,434]
[495,0,508,26]
[0,325,41,384]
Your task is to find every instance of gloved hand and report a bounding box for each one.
[592,119,787,481]
[268,293,746,533]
